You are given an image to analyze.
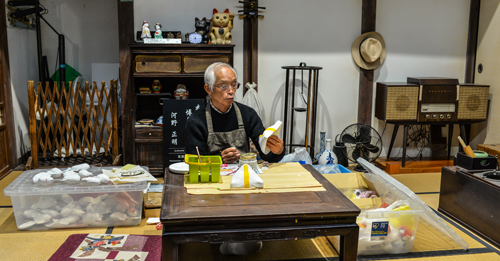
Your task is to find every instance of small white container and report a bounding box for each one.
[4,168,147,231]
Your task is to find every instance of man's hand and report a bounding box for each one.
[267,135,284,155]
[221,147,240,164]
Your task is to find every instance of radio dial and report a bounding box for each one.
[432,114,437,119]
[439,114,444,119]
[425,115,430,119]
[446,114,451,119]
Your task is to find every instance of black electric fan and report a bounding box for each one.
[340,123,383,172]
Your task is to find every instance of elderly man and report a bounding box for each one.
[186,62,285,164]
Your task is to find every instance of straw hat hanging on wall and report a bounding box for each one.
[351,31,386,70]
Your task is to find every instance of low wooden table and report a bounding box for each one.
[160,164,361,261]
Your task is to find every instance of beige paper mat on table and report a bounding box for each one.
[185,162,326,195]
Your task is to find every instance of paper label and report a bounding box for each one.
[370,221,389,240]
[144,38,181,44]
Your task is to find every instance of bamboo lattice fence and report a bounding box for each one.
[27,80,120,169]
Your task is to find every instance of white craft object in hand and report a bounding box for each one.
[71,163,90,171]
[258,120,283,155]
[230,164,264,188]
[78,169,93,177]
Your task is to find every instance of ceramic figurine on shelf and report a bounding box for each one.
[152,80,162,93]
[154,23,163,39]
[174,84,189,100]
[167,32,174,39]
[209,8,235,44]
[195,17,210,44]
[141,21,151,40]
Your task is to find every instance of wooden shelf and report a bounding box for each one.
[123,44,234,174]
[136,93,172,97]
[133,72,204,78]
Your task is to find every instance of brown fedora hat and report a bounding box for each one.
[351,31,386,70]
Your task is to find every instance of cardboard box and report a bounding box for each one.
[4,168,147,231]
[325,172,382,210]
[455,151,498,170]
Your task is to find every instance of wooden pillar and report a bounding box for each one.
[357,0,377,125]
[118,0,134,164]
[465,0,480,83]
[0,1,17,172]
[243,0,259,94]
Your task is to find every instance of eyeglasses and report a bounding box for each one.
[214,82,240,92]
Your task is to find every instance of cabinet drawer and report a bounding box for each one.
[183,55,230,73]
[135,55,181,73]
[136,128,163,139]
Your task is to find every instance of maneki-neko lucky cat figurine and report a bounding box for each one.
[210,8,235,44]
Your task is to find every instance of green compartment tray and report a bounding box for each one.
[185,154,222,183]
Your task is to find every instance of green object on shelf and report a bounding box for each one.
[51,64,81,89]
[185,154,222,183]
[473,150,488,158]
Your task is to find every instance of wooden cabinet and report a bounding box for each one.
[123,44,234,174]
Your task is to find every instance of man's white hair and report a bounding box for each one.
[204,62,238,92]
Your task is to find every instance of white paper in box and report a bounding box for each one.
[4,168,147,230]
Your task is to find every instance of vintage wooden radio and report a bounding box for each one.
[375,77,489,122]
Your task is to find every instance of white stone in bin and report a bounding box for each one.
[71,163,90,171]
[78,169,93,177]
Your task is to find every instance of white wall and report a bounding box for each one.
[376,0,470,157]
[8,0,119,159]
[474,0,500,147]
[257,0,469,159]
[40,0,119,80]
[9,0,472,162]
[135,0,470,159]
[7,27,38,158]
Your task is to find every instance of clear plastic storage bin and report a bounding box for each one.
[4,168,147,230]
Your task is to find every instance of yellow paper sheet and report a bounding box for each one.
[185,162,326,194]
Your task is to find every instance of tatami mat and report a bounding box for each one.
[0,171,23,206]
[0,169,499,260]
[392,172,441,193]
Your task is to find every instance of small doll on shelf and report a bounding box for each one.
[154,23,163,39]
[141,21,151,40]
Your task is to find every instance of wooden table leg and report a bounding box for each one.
[402,125,409,167]
[447,124,454,158]
[339,226,359,261]
[162,237,179,261]
[387,124,399,159]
